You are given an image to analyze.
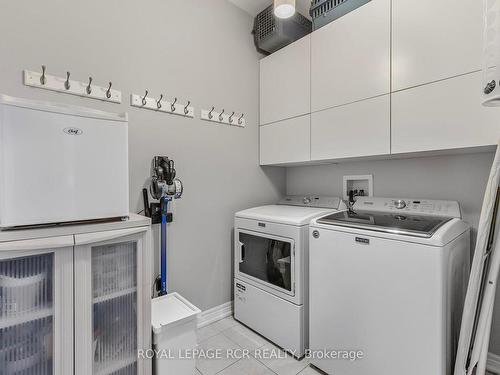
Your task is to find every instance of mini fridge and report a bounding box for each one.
[0,94,129,228]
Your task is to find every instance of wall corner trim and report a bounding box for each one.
[197,301,233,328]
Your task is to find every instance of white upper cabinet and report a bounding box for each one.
[392,0,483,91]
[311,0,391,112]
[260,115,311,165]
[260,36,311,125]
[311,95,390,160]
[392,72,500,154]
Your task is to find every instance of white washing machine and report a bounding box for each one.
[309,197,471,375]
[234,196,345,357]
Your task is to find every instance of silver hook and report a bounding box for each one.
[229,112,235,124]
[219,109,225,122]
[208,106,215,120]
[184,101,191,115]
[238,113,244,125]
[86,77,93,95]
[40,65,47,85]
[171,97,177,112]
[64,72,71,90]
[157,94,163,109]
[106,82,112,99]
[142,90,148,106]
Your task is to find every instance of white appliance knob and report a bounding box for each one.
[394,199,407,209]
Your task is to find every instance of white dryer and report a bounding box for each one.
[234,196,345,357]
[309,197,471,375]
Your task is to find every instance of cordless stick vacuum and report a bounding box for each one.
[150,157,183,296]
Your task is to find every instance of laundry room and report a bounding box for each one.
[0,1,499,375]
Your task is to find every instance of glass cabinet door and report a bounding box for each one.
[92,242,138,375]
[0,254,54,374]
[237,231,295,294]
[0,237,74,375]
[75,227,149,375]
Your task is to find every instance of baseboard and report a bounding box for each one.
[488,352,500,374]
[197,301,233,328]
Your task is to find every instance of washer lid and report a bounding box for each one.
[317,210,453,238]
[236,205,338,226]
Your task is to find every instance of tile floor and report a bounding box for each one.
[196,317,499,375]
[196,316,319,375]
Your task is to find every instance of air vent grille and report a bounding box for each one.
[310,0,371,30]
[253,5,312,54]
[256,5,276,41]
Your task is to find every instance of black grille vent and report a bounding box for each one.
[256,5,276,41]
[310,0,371,30]
[253,5,312,54]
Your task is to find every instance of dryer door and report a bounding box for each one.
[236,229,295,297]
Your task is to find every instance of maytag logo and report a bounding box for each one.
[355,237,370,245]
[63,127,83,135]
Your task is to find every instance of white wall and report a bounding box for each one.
[286,151,500,355]
[0,0,285,310]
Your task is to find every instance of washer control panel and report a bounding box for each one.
[278,196,342,209]
[354,197,462,218]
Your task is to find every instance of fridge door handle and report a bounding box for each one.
[238,241,245,263]
[75,226,148,245]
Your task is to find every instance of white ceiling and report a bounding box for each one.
[228,0,311,18]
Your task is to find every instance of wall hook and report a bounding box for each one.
[171,97,178,112]
[86,77,93,95]
[157,94,163,109]
[184,101,191,115]
[106,82,112,99]
[40,65,47,85]
[64,72,71,90]
[238,113,244,125]
[229,112,235,124]
[219,109,225,122]
[142,90,148,106]
[208,106,215,120]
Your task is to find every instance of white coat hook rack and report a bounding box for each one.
[23,66,122,103]
[201,107,245,127]
[130,91,194,118]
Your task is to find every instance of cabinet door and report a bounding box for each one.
[392,72,500,154]
[392,0,482,91]
[311,0,390,112]
[74,227,152,375]
[260,115,310,165]
[260,36,310,125]
[311,95,390,160]
[0,236,74,375]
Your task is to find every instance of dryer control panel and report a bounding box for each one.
[353,197,462,218]
[278,196,342,209]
